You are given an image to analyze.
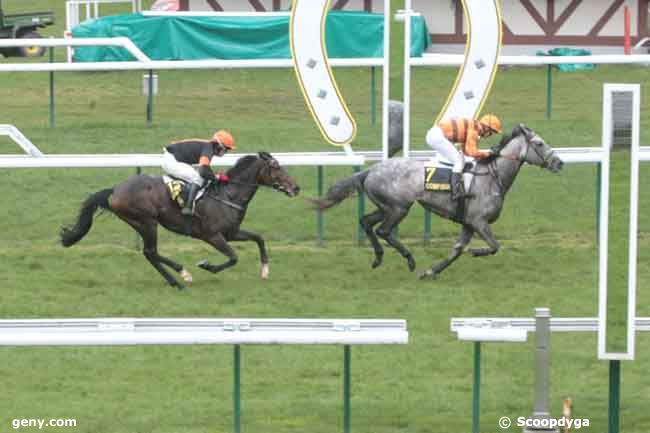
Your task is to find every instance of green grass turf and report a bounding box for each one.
[2,3,650,432]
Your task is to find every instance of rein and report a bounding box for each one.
[205,193,245,212]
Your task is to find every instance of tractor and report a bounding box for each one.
[0,0,54,57]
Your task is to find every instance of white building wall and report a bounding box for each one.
[600,0,638,36]
[501,0,545,35]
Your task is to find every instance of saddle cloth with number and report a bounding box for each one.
[423,157,475,192]
[163,176,207,209]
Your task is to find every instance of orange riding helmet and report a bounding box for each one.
[479,114,502,134]
[210,129,236,150]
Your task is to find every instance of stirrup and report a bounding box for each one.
[181,204,193,216]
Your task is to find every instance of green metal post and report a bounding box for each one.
[608,360,620,433]
[546,65,553,120]
[317,166,324,245]
[354,166,365,244]
[49,46,55,128]
[596,162,602,245]
[472,342,481,433]
[424,210,432,244]
[146,69,154,126]
[234,345,241,433]
[343,345,351,433]
[370,66,377,125]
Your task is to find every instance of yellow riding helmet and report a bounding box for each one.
[479,114,502,134]
[211,130,236,150]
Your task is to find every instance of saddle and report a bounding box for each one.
[423,157,475,192]
[163,176,207,210]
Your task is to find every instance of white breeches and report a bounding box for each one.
[425,126,464,173]
[162,150,204,186]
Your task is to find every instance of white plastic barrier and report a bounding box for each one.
[0,124,43,157]
[0,318,408,346]
[0,317,408,432]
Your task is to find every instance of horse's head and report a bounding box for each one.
[495,124,563,173]
[255,152,300,197]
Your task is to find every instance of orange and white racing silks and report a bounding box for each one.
[438,118,491,159]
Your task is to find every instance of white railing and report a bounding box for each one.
[0,38,150,62]
[0,153,365,168]
[451,317,650,339]
[0,317,407,431]
[0,56,383,72]
[66,0,142,32]
[142,11,291,17]
[0,125,43,157]
[0,318,408,346]
[0,147,637,169]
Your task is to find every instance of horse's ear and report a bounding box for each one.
[518,123,535,140]
[258,151,272,161]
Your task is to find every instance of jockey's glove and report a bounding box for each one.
[216,173,230,183]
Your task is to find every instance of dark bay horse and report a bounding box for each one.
[61,152,300,288]
[311,125,564,279]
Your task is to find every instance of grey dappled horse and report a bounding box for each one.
[311,125,564,279]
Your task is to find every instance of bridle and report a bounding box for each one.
[473,132,556,196]
[499,133,557,169]
[208,159,291,194]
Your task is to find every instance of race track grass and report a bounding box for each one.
[2,3,650,432]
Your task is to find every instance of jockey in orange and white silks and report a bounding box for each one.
[162,129,236,215]
[425,114,502,201]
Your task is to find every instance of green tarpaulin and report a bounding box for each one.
[72,11,430,62]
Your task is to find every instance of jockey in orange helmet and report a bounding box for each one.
[425,114,502,201]
[162,129,236,215]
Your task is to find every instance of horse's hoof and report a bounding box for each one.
[417,269,436,280]
[407,256,416,272]
[371,259,382,269]
[180,269,193,283]
[171,281,185,290]
[261,263,270,280]
[197,260,210,270]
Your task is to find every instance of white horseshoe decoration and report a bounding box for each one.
[290,0,357,146]
[435,0,502,123]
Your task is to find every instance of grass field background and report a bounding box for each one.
[1,1,650,432]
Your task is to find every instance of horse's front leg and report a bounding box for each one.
[197,233,238,274]
[229,229,269,279]
[468,222,500,257]
[419,225,474,280]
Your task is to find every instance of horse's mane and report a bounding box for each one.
[483,124,528,162]
[226,154,259,177]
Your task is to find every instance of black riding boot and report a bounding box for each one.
[182,183,200,216]
[451,173,466,201]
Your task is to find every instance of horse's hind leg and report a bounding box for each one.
[139,224,187,289]
[419,225,474,280]
[360,210,385,268]
[119,216,186,289]
[375,207,416,271]
[197,233,238,274]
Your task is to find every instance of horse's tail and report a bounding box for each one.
[309,171,369,211]
[60,188,114,247]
